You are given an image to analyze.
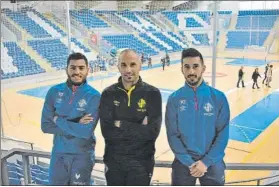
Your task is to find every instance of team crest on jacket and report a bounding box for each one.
[137,98,146,112]
[77,99,87,111]
[58,92,64,97]
[179,99,188,111]
[203,102,214,116]
[114,100,120,106]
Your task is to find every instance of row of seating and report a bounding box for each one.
[238,9,279,16]
[236,15,277,30]
[103,34,158,56]
[2,42,45,79]
[162,11,211,27]
[27,39,69,70]
[6,160,95,185]
[226,31,269,49]
[7,160,49,185]
[31,9,66,37]
[4,9,51,38]
[70,9,109,29]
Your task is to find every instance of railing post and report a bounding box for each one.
[257,179,260,186]
[22,155,31,184]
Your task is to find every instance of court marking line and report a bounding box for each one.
[230,124,263,132]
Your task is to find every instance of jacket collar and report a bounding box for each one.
[184,80,207,91]
[66,79,87,91]
[117,76,143,90]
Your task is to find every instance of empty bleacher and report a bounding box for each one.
[192,33,210,46]
[102,34,158,56]
[28,39,69,70]
[71,38,91,53]
[6,160,50,185]
[226,31,269,49]
[236,9,279,30]
[2,42,45,79]
[3,9,51,38]
[152,32,182,52]
[162,11,211,27]
[70,9,109,29]
[31,9,66,37]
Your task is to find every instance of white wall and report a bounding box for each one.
[219,1,239,13]
[91,1,118,10]
[239,1,279,10]
[1,23,17,41]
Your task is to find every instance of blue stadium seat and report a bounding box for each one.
[70,9,109,29]
[8,171,24,179]
[226,31,269,49]
[2,42,45,79]
[4,9,51,38]
[28,39,69,70]
[192,34,210,45]
[103,34,158,56]
[8,177,21,185]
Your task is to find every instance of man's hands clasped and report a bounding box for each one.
[189,160,208,178]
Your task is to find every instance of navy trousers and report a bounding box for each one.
[172,159,226,186]
[49,153,94,185]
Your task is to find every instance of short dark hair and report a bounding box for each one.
[181,48,204,65]
[67,52,88,67]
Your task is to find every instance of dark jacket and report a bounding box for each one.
[99,76,162,167]
[252,71,261,80]
[238,69,244,78]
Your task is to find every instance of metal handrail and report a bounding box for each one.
[1,148,279,185]
[1,136,34,151]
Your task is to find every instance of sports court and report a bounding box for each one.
[1,1,279,185]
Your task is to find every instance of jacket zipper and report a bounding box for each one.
[193,87,198,110]
[69,85,78,104]
[118,86,135,107]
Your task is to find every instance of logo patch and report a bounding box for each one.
[137,98,146,112]
[114,100,120,106]
[75,173,80,179]
[203,102,214,116]
[179,99,188,111]
[77,99,87,111]
[58,92,64,97]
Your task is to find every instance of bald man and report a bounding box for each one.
[99,49,162,185]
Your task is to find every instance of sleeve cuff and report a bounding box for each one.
[201,156,213,168]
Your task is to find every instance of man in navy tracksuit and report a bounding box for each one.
[41,53,101,185]
[165,48,230,186]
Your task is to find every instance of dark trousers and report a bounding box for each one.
[105,159,154,186]
[237,77,244,87]
[49,153,94,185]
[262,75,267,84]
[172,159,226,186]
[252,79,259,88]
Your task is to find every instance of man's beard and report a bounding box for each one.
[186,75,202,87]
[67,74,86,86]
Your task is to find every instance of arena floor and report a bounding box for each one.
[1,49,279,185]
